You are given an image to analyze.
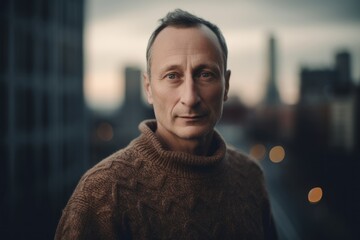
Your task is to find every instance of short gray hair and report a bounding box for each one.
[146,9,228,76]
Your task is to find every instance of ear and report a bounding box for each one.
[143,73,153,104]
[223,70,231,101]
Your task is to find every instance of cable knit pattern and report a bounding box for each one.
[55,120,277,240]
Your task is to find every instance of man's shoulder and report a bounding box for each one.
[225,144,263,177]
[63,145,146,212]
[78,146,143,191]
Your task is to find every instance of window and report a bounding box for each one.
[0,0,9,15]
[0,81,8,136]
[16,86,35,132]
[14,0,34,19]
[14,28,34,75]
[41,90,49,128]
[0,18,8,74]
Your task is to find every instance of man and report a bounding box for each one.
[55,9,277,239]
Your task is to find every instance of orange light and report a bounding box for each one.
[269,145,285,163]
[308,187,323,204]
[250,144,266,161]
[96,122,114,141]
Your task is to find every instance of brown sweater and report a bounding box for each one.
[55,120,277,239]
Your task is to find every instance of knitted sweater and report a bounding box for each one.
[55,120,277,240]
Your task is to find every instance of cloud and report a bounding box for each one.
[87,0,360,25]
[85,0,360,110]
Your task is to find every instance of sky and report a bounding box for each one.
[84,0,360,112]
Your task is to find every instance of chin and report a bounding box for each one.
[175,125,213,140]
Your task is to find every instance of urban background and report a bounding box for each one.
[1,0,359,239]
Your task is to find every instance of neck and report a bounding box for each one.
[155,130,214,156]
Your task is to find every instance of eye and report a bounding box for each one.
[200,72,212,78]
[164,72,180,80]
[167,73,177,79]
[196,71,214,80]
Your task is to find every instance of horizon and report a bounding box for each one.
[83,0,360,113]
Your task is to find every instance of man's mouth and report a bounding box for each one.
[178,114,206,119]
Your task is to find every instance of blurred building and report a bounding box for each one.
[89,66,154,165]
[121,66,150,140]
[218,96,250,146]
[264,34,281,105]
[293,50,360,238]
[300,68,336,104]
[329,52,356,152]
[329,95,356,152]
[249,34,295,143]
[335,51,352,92]
[0,0,88,238]
[297,50,356,152]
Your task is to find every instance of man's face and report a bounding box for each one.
[144,25,230,143]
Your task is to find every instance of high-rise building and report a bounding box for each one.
[335,51,352,93]
[264,34,280,105]
[299,67,336,104]
[330,96,356,152]
[300,51,353,104]
[298,51,356,152]
[120,66,151,140]
[0,0,88,238]
[253,34,285,142]
[88,66,155,166]
[125,66,143,106]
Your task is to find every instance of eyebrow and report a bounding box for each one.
[159,64,182,74]
[193,63,221,73]
[158,62,221,74]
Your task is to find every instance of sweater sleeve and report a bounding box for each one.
[226,146,279,239]
[54,170,120,240]
[54,198,115,240]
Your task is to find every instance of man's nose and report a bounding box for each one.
[180,75,201,107]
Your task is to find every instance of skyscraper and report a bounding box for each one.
[121,66,150,140]
[264,34,280,105]
[0,0,88,238]
[125,66,143,106]
[335,51,352,92]
[298,51,356,151]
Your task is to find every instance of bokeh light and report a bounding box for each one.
[250,144,266,161]
[96,122,114,141]
[308,187,323,204]
[269,145,286,163]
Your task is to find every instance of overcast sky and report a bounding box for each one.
[84,0,360,112]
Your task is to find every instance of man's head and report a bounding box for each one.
[144,9,231,152]
[146,9,228,76]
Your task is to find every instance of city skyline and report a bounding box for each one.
[84,0,360,113]
[1,1,358,238]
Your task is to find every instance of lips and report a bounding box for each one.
[178,114,207,119]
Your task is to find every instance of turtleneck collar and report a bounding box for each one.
[132,119,227,177]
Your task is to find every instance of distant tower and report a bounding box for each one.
[335,51,352,92]
[264,34,280,104]
[121,66,145,139]
[125,66,142,106]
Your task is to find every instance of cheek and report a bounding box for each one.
[205,84,225,105]
[151,86,175,115]
[154,85,174,104]
[203,86,225,119]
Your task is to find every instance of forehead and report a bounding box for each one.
[150,25,224,69]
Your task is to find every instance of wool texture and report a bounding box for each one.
[55,120,277,239]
